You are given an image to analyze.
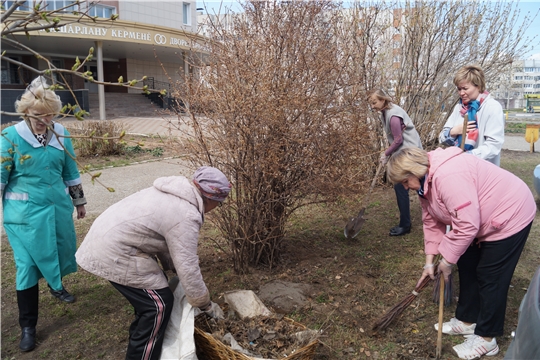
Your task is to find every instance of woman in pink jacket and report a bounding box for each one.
[386,147,536,360]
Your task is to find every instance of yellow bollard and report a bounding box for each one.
[525,124,540,153]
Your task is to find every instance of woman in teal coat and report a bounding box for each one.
[1,77,87,352]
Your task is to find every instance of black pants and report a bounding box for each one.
[110,282,174,360]
[394,183,411,228]
[455,221,533,338]
[17,284,39,328]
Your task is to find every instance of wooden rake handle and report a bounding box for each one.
[436,275,445,359]
[362,162,385,210]
[460,114,468,150]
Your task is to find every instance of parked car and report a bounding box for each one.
[504,266,540,359]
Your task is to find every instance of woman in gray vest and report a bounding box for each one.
[368,89,423,236]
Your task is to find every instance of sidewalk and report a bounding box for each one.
[504,133,536,152]
[81,157,192,216]
[100,115,534,151]
[79,116,535,216]
[62,115,185,137]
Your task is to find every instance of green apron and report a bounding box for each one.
[1,122,79,290]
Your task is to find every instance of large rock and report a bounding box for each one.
[258,280,312,313]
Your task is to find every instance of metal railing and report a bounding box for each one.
[142,77,171,95]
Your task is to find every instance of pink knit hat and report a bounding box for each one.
[192,166,232,202]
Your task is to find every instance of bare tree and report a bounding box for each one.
[348,0,537,146]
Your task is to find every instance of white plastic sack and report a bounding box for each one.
[160,279,198,360]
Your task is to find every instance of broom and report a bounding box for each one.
[432,270,454,306]
[371,269,435,333]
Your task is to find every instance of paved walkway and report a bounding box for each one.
[504,133,536,152]
[61,115,185,137]
[75,115,536,216]
[84,115,535,151]
[63,115,537,151]
[81,157,192,216]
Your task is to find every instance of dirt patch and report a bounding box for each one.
[1,149,539,359]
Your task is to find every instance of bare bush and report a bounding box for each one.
[69,121,127,157]
[175,1,378,273]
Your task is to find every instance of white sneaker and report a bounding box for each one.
[452,334,499,359]
[434,317,476,335]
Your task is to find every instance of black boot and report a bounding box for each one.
[19,327,36,352]
[389,225,411,236]
[48,284,75,303]
[17,284,39,326]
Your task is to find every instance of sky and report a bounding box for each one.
[197,1,540,60]
[514,1,540,60]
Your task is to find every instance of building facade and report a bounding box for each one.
[492,59,540,110]
[1,0,206,119]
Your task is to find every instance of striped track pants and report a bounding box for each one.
[110,282,174,360]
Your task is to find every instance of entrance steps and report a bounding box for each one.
[86,93,165,119]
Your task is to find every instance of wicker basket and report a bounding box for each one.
[194,317,319,360]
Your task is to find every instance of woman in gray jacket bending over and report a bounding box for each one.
[76,166,231,360]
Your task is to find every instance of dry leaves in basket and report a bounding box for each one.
[195,314,314,359]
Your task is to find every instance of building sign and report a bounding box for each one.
[35,19,208,52]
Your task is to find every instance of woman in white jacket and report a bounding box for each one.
[76,166,231,360]
[439,65,504,166]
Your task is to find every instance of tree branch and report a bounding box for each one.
[0,0,27,23]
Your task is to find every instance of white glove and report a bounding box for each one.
[201,302,224,320]
[438,258,453,282]
[380,153,388,165]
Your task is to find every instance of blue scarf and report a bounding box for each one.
[455,90,490,151]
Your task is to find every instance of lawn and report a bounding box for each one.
[1,149,538,359]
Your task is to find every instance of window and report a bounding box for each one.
[1,57,22,84]
[45,1,77,12]
[88,4,116,18]
[183,3,191,25]
[524,84,532,88]
[4,1,31,11]
[515,76,523,80]
[51,59,64,83]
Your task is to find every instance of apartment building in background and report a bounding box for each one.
[492,59,540,110]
